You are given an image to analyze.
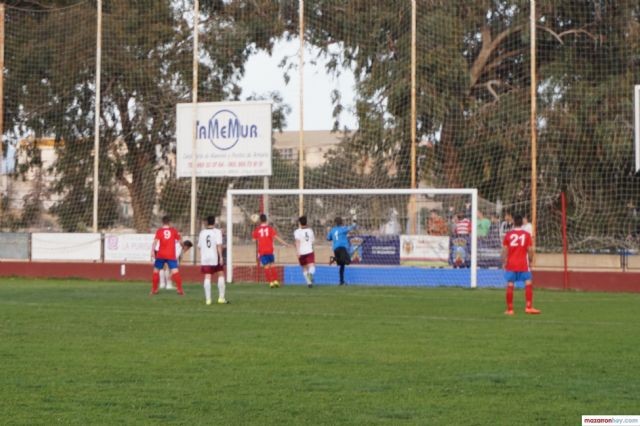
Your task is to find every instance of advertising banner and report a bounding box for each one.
[350,235,400,265]
[400,235,450,267]
[32,233,101,261]
[176,101,272,177]
[104,233,154,262]
[478,237,502,268]
[448,235,502,268]
[449,235,471,268]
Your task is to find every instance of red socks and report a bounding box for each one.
[171,272,184,294]
[505,284,533,310]
[505,285,514,311]
[152,271,160,293]
[264,267,278,282]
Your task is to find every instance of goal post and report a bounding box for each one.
[635,85,640,173]
[226,188,481,288]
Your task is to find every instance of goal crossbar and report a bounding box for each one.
[226,188,478,287]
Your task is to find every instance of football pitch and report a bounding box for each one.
[1,278,638,425]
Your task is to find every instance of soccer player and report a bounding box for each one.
[294,215,316,288]
[327,216,357,285]
[198,215,228,305]
[151,215,184,296]
[501,214,541,315]
[252,213,289,288]
[160,240,192,290]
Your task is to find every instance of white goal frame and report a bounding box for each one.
[635,85,640,172]
[226,188,479,287]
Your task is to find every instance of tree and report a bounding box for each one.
[296,0,639,249]
[4,0,295,232]
[534,1,640,249]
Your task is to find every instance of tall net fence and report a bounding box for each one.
[1,2,97,232]
[0,0,639,256]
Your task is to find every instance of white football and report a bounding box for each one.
[250,213,260,223]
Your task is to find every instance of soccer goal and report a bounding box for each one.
[226,188,491,288]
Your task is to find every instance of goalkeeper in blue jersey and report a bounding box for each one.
[327,216,357,285]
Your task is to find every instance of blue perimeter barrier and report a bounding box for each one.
[284,265,511,288]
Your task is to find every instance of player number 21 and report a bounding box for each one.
[509,234,526,247]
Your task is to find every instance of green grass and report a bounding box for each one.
[0,278,638,425]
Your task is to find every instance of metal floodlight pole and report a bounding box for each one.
[298,0,305,216]
[0,3,5,184]
[92,0,102,233]
[190,0,199,255]
[409,0,417,234]
[530,0,538,241]
[410,0,417,192]
[634,85,640,173]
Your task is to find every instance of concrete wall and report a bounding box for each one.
[535,253,638,271]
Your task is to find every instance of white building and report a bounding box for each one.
[273,130,344,167]
[2,131,345,226]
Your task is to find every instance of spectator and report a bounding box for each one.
[488,213,502,246]
[499,211,513,239]
[427,210,448,236]
[454,212,471,235]
[477,210,491,238]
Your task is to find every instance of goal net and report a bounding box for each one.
[224,188,499,288]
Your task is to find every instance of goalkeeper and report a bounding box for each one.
[327,216,357,285]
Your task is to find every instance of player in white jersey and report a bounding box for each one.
[198,215,228,305]
[294,215,316,288]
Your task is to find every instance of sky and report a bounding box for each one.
[240,38,357,131]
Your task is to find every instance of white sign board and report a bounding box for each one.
[400,235,450,267]
[31,233,102,261]
[176,101,272,177]
[104,233,154,262]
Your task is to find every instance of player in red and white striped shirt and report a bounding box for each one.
[454,212,471,235]
[501,214,541,315]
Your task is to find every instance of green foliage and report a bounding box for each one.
[4,0,640,250]
[158,177,229,234]
[6,0,292,232]
[299,0,640,250]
